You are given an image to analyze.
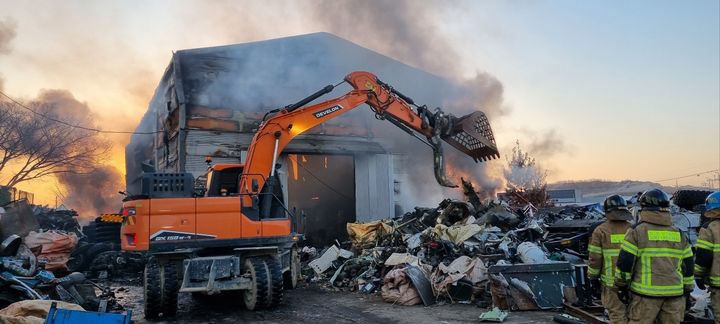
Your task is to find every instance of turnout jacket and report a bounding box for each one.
[615,210,694,297]
[588,210,632,287]
[695,209,720,287]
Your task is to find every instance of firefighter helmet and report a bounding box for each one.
[604,195,628,212]
[706,191,720,212]
[639,189,670,210]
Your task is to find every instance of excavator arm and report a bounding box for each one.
[239,71,499,199]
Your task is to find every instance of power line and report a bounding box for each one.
[652,169,719,183]
[0,90,160,135]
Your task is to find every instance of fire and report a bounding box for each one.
[445,163,473,185]
[289,154,299,181]
[444,156,507,200]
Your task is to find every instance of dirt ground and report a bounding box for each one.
[115,282,559,323]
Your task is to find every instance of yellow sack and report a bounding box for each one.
[346,220,393,249]
[0,300,84,324]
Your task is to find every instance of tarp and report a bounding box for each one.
[0,300,84,324]
[347,220,393,249]
[431,224,483,244]
[432,256,488,296]
[24,231,78,272]
[381,267,422,306]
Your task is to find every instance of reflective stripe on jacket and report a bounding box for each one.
[588,218,631,287]
[615,210,694,297]
[695,210,720,287]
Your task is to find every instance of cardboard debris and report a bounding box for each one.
[308,245,354,274]
[431,223,482,244]
[384,253,420,266]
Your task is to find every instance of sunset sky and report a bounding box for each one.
[1,0,718,205]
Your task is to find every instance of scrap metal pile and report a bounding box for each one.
[0,199,125,314]
[304,178,604,310]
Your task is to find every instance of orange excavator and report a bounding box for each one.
[120,71,499,318]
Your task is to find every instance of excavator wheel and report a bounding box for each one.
[264,256,284,308]
[283,246,300,289]
[143,258,162,319]
[242,257,269,311]
[143,257,179,319]
[160,261,180,317]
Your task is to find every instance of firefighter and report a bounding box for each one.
[588,195,632,324]
[615,188,694,324]
[695,191,720,321]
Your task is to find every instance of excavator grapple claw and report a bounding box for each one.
[442,111,500,162]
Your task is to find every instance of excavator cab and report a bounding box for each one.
[204,164,243,197]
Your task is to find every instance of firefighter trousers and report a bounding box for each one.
[627,293,684,324]
[712,288,720,324]
[601,286,627,324]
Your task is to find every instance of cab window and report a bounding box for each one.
[206,167,242,196]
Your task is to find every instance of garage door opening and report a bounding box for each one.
[287,154,355,246]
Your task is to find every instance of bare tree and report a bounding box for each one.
[0,90,111,187]
[0,106,26,176]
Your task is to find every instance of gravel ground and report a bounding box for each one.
[113,282,559,323]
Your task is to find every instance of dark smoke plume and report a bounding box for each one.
[310,0,509,206]
[27,90,119,217]
[0,18,16,54]
[526,129,569,159]
[449,72,510,120]
[314,0,461,77]
[57,165,123,217]
[313,0,508,120]
[0,18,18,92]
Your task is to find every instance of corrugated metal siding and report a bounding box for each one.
[355,154,394,222]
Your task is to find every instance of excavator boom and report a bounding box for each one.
[241,71,499,194]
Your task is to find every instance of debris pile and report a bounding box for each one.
[304,178,603,310]
[24,230,78,272]
[0,199,128,314]
[0,234,121,312]
[31,206,82,236]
